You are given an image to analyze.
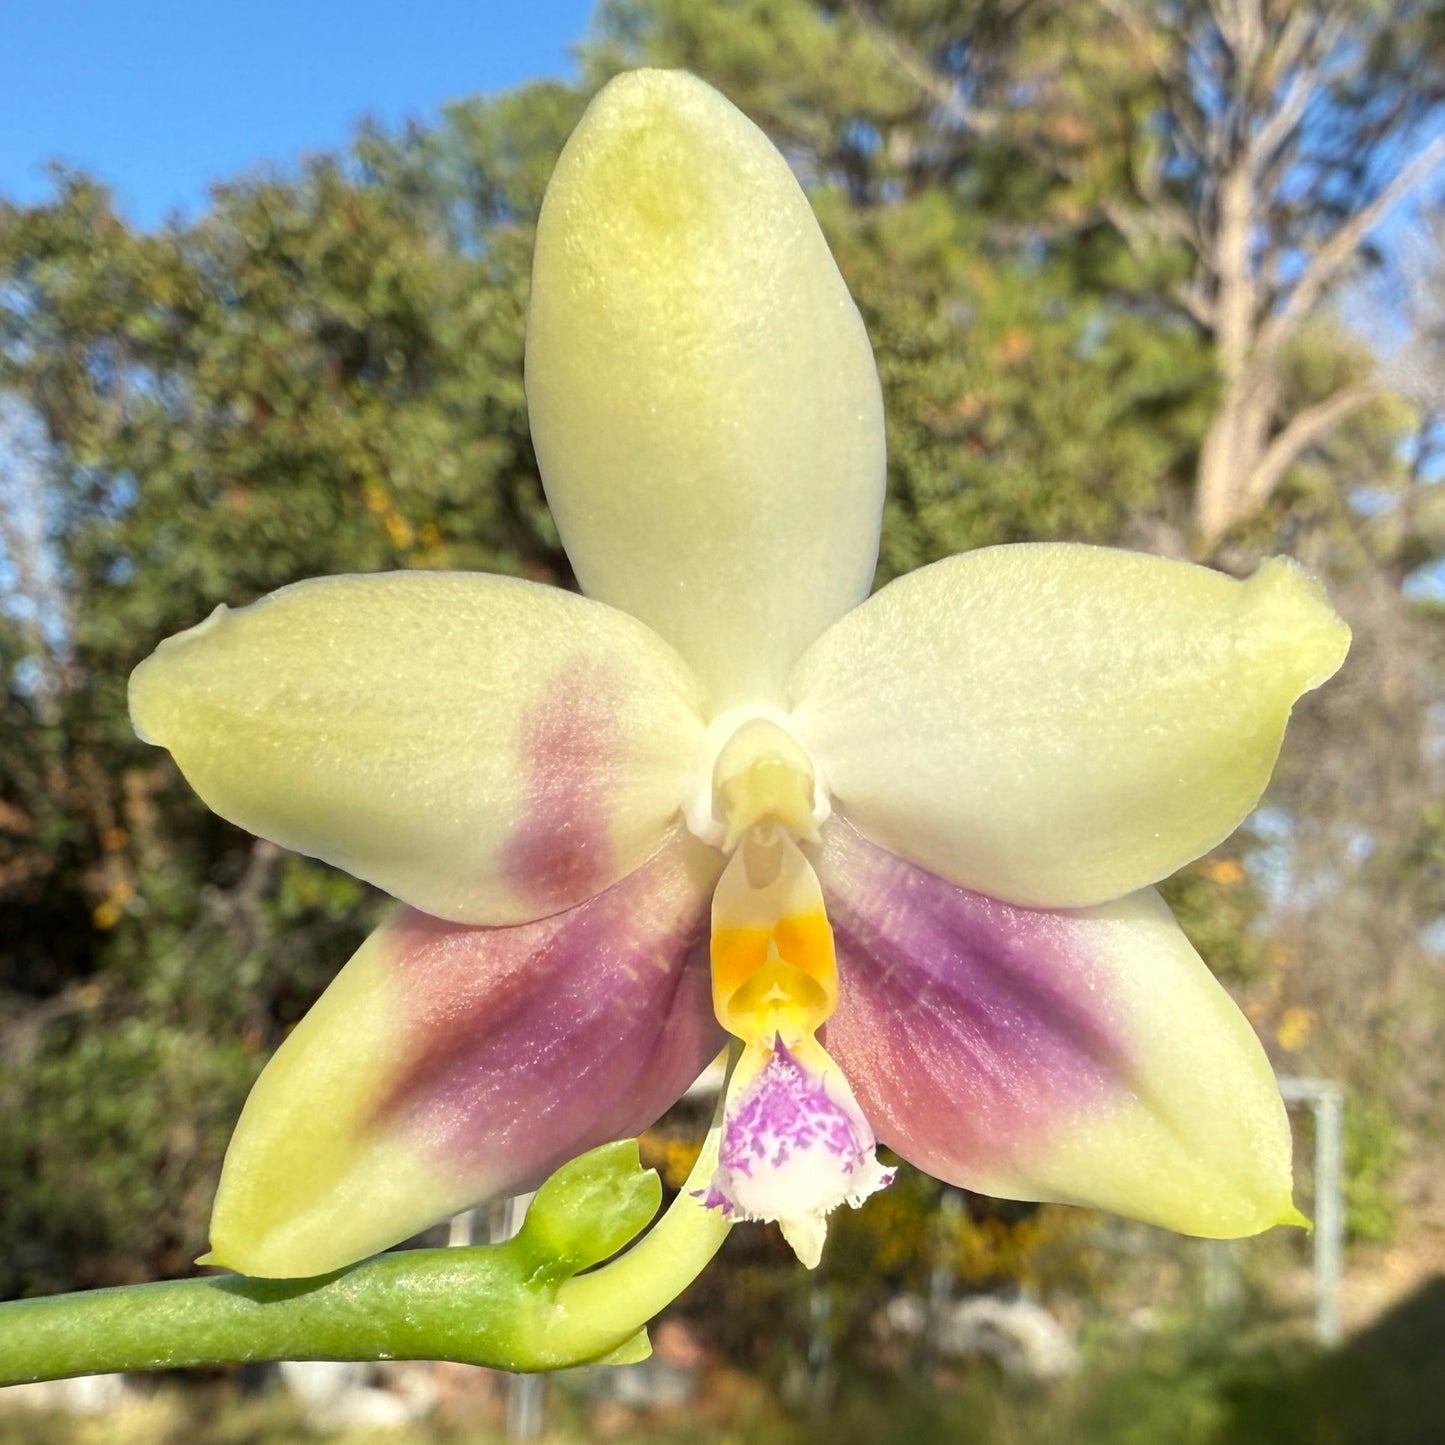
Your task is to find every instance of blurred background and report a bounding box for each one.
[2,1,1443,1442]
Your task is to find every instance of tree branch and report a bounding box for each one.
[1098,197,1217,327]
[1243,379,1380,508]
[1243,11,1347,181]
[1256,132,1445,364]
[845,1,998,134]
[1174,278,1219,329]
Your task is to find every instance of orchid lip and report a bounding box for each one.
[696,1037,894,1269]
[702,827,892,1267]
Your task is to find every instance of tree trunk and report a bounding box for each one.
[1192,162,1270,554]
[1194,378,1275,552]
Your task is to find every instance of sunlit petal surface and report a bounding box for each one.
[527,69,886,707]
[792,546,1349,908]
[818,823,1299,1238]
[207,831,725,1277]
[131,571,707,924]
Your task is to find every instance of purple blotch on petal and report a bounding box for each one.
[501,657,624,910]
[373,835,725,1196]
[818,821,1129,1182]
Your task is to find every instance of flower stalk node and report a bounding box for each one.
[507,1140,662,1285]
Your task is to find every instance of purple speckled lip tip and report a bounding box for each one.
[698,1035,893,1256]
[721,1041,863,1176]
[692,1184,735,1215]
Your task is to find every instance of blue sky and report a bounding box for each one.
[1,0,597,228]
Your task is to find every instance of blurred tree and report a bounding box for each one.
[0,94,574,1290]
[586,0,1218,566]
[1032,0,1445,550]
[1351,213,1445,579]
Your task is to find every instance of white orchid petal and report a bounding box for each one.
[527,69,886,707]
[820,823,1299,1238]
[792,545,1349,908]
[130,571,707,924]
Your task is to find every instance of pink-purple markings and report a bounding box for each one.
[501,658,626,912]
[818,821,1129,1186]
[373,836,726,1197]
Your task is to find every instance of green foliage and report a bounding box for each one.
[1157,850,1270,989]
[847,208,1211,573]
[438,81,591,229]
[1401,801,1445,930]
[0,1013,259,1297]
[1342,1093,1401,1245]
[0,98,570,1292]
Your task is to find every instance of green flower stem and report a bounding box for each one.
[553,1073,732,1357]
[0,1087,734,1386]
[0,1248,576,1384]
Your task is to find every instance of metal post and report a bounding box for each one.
[928,1191,963,1318]
[446,1208,476,1248]
[806,1288,834,1417]
[1278,1076,1345,1347]
[1313,1084,1344,1347]
[924,1188,963,1367]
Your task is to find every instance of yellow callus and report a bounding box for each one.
[710,826,837,1047]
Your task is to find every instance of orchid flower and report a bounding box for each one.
[128,69,1348,1280]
